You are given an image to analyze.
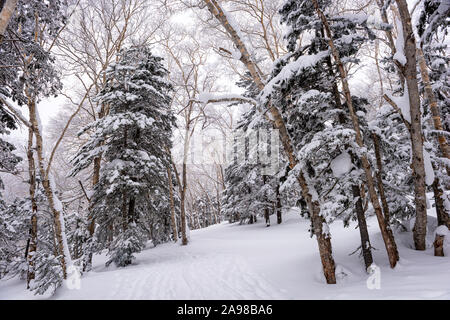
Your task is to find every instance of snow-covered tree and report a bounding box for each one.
[0,197,28,279]
[0,0,66,105]
[0,0,71,292]
[273,0,387,269]
[0,186,66,295]
[0,109,21,204]
[70,46,177,267]
[369,106,416,225]
[415,0,450,256]
[190,187,223,230]
[222,73,279,226]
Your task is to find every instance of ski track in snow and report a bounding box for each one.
[107,252,286,300]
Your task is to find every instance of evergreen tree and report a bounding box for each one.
[0,187,65,295]
[0,0,66,105]
[0,108,21,204]
[70,46,177,267]
[0,196,28,279]
[66,211,89,262]
[191,192,220,229]
[369,106,415,226]
[222,73,279,225]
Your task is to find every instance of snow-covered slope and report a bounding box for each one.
[1,207,449,300]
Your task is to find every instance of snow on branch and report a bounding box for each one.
[393,17,406,67]
[260,51,329,102]
[191,93,257,106]
[0,93,32,128]
[383,94,411,131]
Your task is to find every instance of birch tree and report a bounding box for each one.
[392,0,428,251]
[0,0,73,287]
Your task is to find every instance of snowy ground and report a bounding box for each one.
[1,205,449,300]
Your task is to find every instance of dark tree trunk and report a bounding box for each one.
[432,177,449,257]
[84,101,108,271]
[263,175,270,227]
[432,178,447,227]
[122,191,128,231]
[128,196,136,223]
[180,162,188,245]
[353,185,374,270]
[167,166,178,242]
[372,133,391,221]
[264,208,270,227]
[276,184,282,224]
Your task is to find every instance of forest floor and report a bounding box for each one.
[1,195,449,299]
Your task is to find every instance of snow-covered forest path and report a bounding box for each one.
[1,207,450,299]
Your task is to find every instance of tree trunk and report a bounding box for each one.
[180,161,188,245]
[432,177,449,257]
[167,166,178,242]
[264,207,270,227]
[168,152,188,245]
[121,190,128,231]
[121,128,129,231]
[203,0,336,284]
[418,47,450,256]
[83,218,95,272]
[28,97,71,279]
[378,1,447,251]
[215,186,221,224]
[312,0,399,267]
[263,175,270,227]
[432,178,449,228]
[434,235,445,257]
[372,133,391,221]
[276,181,282,224]
[395,0,428,251]
[353,185,374,271]
[26,124,38,288]
[417,48,450,166]
[128,196,136,223]
[107,223,113,246]
[84,102,107,270]
[0,0,17,36]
